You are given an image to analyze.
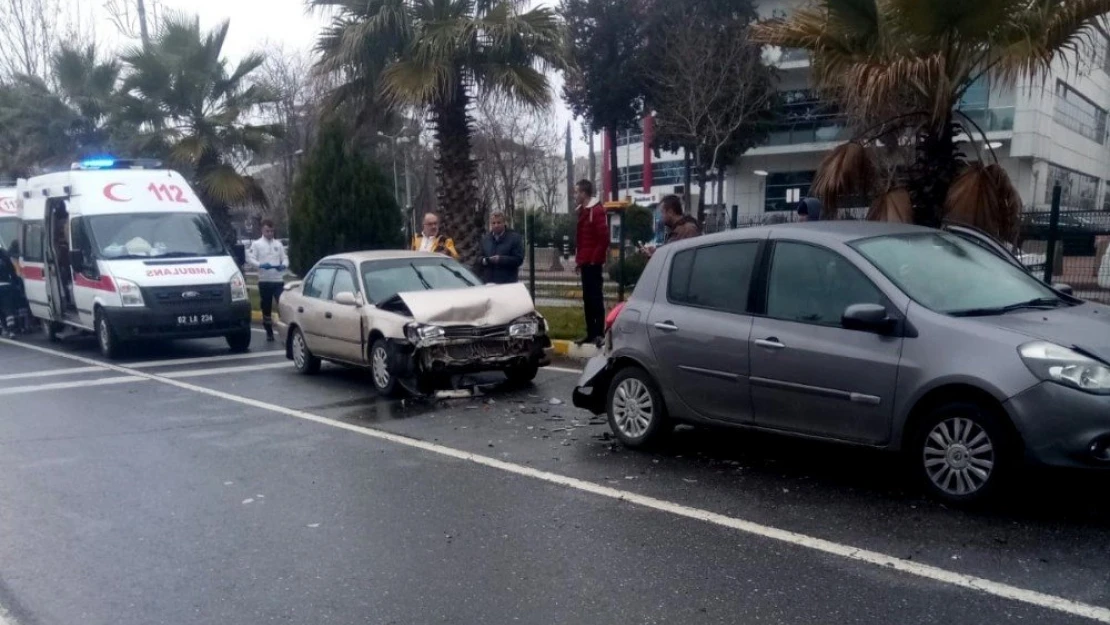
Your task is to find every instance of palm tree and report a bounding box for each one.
[310,0,566,261]
[118,14,280,242]
[753,0,1110,240]
[52,44,125,157]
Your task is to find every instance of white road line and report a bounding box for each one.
[0,366,106,381]
[0,376,144,397]
[4,337,1110,624]
[544,365,582,375]
[162,362,290,379]
[129,350,284,369]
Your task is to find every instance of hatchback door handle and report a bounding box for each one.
[755,338,785,350]
[654,321,679,332]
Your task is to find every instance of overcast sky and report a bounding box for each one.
[88,0,589,155]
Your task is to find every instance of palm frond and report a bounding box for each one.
[811,142,877,215]
[867,187,912,222]
[945,163,1021,243]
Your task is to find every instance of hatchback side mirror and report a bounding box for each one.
[334,291,361,306]
[842,303,894,334]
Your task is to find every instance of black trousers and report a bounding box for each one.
[259,281,283,333]
[0,284,17,328]
[580,264,605,341]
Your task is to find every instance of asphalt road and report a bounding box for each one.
[0,329,1108,625]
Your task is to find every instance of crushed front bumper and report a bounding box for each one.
[398,335,552,376]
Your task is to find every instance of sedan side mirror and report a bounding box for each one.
[842,303,894,334]
[1052,283,1074,296]
[334,291,361,306]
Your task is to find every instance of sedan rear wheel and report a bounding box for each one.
[291,328,321,375]
[914,401,1013,505]
[607,367,671,449]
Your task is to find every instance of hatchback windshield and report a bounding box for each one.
[852,232,1063,315]
[362,258,482,304]
[89,213,225,259]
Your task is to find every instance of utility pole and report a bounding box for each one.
[565,122,574,213]
[137,0,151,50]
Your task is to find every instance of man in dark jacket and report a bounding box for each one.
[480,211,524,284]
[0,247,24,337]
[575,180,609,345]
[661,195,700,244]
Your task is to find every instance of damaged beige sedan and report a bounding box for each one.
[275,251,552,396]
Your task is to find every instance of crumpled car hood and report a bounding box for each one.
[398,282,535,326]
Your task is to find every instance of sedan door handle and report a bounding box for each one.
[297,306,304,313]
[654,321,679,332]
[325,312,333,319]
[755,338,786,350]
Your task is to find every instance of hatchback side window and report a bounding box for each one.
[766,242,884,326]
[303,266,337,299]
[668,242,759,314]
[329,268,358,300]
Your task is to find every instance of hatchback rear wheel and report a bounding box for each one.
[913,400,1014,505]
[607,367,671,449]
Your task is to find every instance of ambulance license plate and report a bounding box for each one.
[177,314,214,326]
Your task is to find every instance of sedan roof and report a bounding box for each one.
[321,250,448,263]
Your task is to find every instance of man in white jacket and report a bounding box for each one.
[246,219,288,341]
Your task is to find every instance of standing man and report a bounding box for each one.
[412,212,459,259]
[0,245,23,337]
[574,180,609,346]
[480,211,524,284]
[246,219,288,342]
[660,195,701,244]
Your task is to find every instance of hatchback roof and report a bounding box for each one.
[681,220,936,248]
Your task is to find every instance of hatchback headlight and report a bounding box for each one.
[116,278,144,307]
[1019,341,1110,395]
[405,323,445,344]
[230,271,249,302]
[510,317,540,338]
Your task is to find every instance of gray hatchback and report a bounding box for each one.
[573,222,1110,504]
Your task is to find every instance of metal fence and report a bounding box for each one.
[520,189,1110,307]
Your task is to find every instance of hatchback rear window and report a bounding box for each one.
[667,242,759,314]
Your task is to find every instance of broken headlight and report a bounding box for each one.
[406,323,446,344]
[509,317,540,338]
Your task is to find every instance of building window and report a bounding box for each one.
[1103,34,1110,75]
[764,171,815,212]
[615,129,643,148]
[766,90,845,146]
[1045,164,1099,210]
[652,160,685,187]
[1053,81,1107,144]
[1103,181,1110,212]
[616,164,644,191]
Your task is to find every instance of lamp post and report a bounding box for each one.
[378,131,414,238]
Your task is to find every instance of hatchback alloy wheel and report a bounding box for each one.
[923,417,996,497]
[606,367,672,449]
[613,377,653,438]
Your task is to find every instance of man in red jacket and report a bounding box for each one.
[574,180,610,345]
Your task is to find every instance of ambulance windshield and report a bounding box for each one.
[89,213,225,259]
[0,219,18,253]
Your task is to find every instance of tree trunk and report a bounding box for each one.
[696,151,707,226]
[907,115,961,228]
[716,162,726,216]
[432,89,482,265]
[683,147,693,214]
[607,126,619,201]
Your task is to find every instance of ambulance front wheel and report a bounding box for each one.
[95,309,123,359]
[226,330,251,353]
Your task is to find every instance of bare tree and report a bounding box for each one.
[104,0,163,48]
[473,95,559,225]
[649,19,777,222]
[0,0,63,80]
[529,153,566,216]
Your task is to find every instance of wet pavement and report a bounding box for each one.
[0,329,1107,625]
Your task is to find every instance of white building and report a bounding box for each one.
[602,0,1110,227]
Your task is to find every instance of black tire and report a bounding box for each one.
[42,319,61,343]
[911,400,1015,506]
[95,310,123,360]
[290,327,321,375]
[504,362,539,386]
[226,331,251,353]
[369,338,401,397]
[606,367,672,449]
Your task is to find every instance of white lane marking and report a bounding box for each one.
[129,350,284,369]
[4,338,1110,623]
[544,366,582,375]
[0,376,144,397]
[162,362,289,379]
[0,366,106,381]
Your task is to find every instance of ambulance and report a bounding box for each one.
[0,183,19,254]
[18,158,253,358]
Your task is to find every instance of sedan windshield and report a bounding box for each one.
[361,258,482,304]
[852,232,1064,316]
[89,213,225,259]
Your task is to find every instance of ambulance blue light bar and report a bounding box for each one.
[72,157,163,171]
[80,158,116,169]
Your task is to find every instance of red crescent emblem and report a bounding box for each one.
[103,183,131,202]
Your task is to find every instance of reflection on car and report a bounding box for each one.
[574,221,1110,504]
[276,251,551,396]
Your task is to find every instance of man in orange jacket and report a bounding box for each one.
[412,212,459,259]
